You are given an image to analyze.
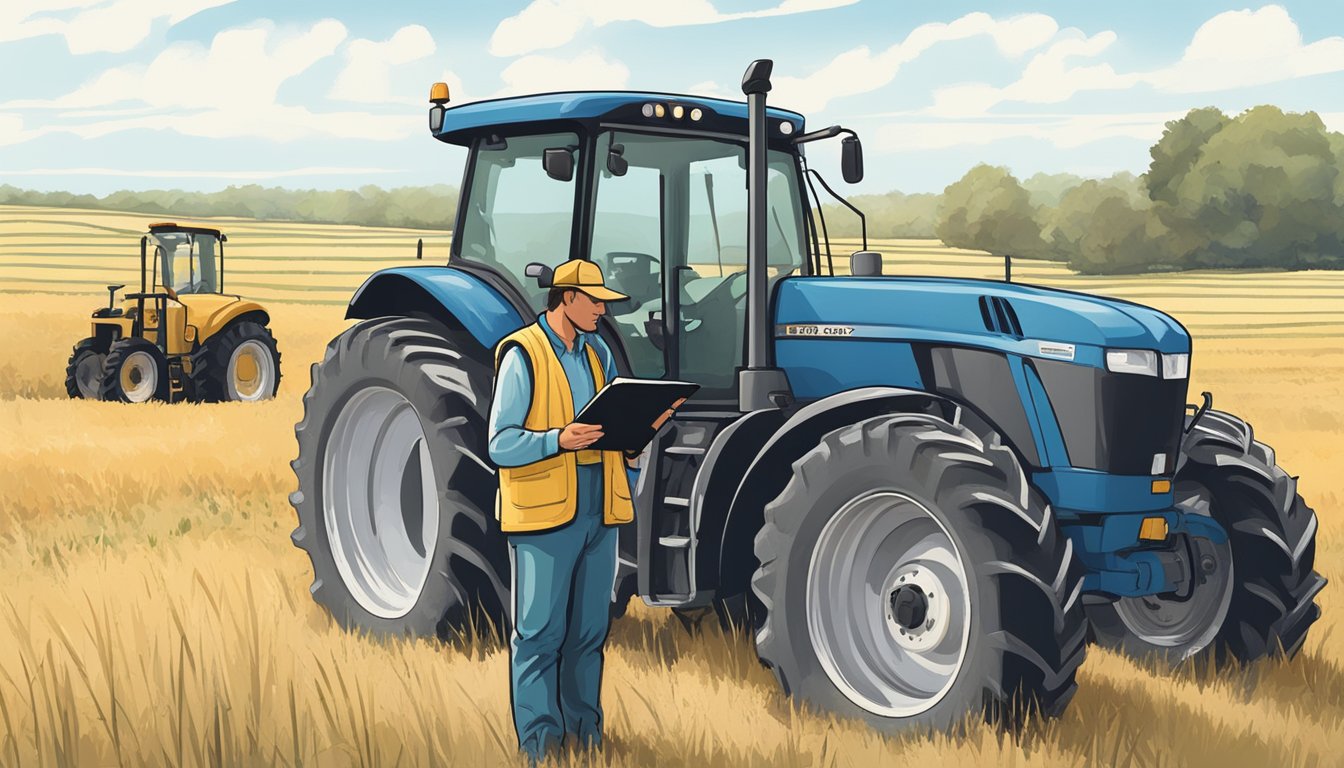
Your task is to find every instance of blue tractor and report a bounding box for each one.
[290,61,1324,730]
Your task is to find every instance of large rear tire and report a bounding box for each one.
[66,337,106,399]
[1086,409,1325,663]
[190,320,281,402]
[99,337,169,403]
[290,317,509,639]
[752,413,1086,732]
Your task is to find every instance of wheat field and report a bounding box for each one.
[0,205,1341,767]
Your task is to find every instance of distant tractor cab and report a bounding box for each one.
[66,223,281,403]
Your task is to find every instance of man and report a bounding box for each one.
[488,259,675,762]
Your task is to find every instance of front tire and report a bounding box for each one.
[190,320,281,402]
[290,317,508,638]
[751,413,1086,731]
[1087,409,1325,663]
[66,337,106,399]
[99,337,169,403]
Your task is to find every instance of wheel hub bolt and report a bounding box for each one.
[889,584,929,631]
[1200,555,1216,574]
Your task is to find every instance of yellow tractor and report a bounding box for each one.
[65,223,281,403]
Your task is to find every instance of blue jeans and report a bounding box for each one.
[508,465,619,762]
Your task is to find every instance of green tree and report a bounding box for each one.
[936,164,1046,258]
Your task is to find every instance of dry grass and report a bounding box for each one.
[1,209,1341,766]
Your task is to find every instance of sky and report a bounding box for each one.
[2,1,1343,197]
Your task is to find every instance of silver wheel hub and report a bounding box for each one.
[227,339,275,401]
[121,350,157,402]
[807,491,971,718]
[886,565,952,650]
[321,386,439,619]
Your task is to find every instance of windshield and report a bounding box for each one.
[455,132,578,306]
[589,129,807,392]
[152,231,219,294]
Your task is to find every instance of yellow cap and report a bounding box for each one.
[550,260,629,302]
[429,82,451,104]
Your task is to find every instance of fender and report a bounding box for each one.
[347,266,528,353]
[196,301,269,341]
[711,386,961,596]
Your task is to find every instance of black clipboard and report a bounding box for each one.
[573,377,699,452]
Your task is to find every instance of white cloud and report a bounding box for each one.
[0,0,236,54]
[926,5,1344,119]
[0,113,39,147]
[11,19,348,111]
[496,48,630,96]
[766,12,1059,113]
[929,31,1139,117]
[874,112,1182,152]
[490,0,859,57]
[329,25,437,104]
[1146,5,1344,93]
[4,19,421,143]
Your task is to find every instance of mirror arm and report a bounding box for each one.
[807,168,866,252]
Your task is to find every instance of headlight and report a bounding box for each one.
[1106,349,1158,376]
[1161,353,1189,379]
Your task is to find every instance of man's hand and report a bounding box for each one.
[650,396,688,431]
[559,422,604,451]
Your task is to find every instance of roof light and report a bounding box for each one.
[429,82,450,105]
[779,121,794,135]
[654,103,666,118]
[690,108,703,121]
[672,105,684,119]
[642,103,654,117]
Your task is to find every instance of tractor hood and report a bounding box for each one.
[773,277,1190,368]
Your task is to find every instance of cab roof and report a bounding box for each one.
[433,90,806,147]
[147,222,224,238]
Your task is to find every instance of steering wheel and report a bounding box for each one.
[598,251,660,309]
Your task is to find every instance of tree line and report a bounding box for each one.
[820,105,1344,273]
[0,184,460,232]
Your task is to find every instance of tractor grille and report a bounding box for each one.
[1033,359,1188,475]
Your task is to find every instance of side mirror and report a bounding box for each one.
[524,262,553,288]
[543,148,574,182]
[841,134,864,183]
[849,251,882,276]
[428,105,446,133]
[606,143,628,176]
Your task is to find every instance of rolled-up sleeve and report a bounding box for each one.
[488,346,561,467]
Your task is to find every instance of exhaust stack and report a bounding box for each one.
[737,59,793,412]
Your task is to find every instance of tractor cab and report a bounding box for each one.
[419,87,862,408]
[146,223,224,296]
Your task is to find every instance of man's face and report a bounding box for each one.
[563,290,606,332]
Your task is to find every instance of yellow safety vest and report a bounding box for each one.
[493,322,634,533]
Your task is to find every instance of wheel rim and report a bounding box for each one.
[321,386,439,619]
[806,491,972,718]
[120,350,158,402]
[76,352,104,398]
[1113,493,1234,658]
[228,340,274,401]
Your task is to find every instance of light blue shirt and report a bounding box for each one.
[488,313,617,468]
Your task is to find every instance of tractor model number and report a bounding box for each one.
[783,324,855,337]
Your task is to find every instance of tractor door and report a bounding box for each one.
[586,129,810,605]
